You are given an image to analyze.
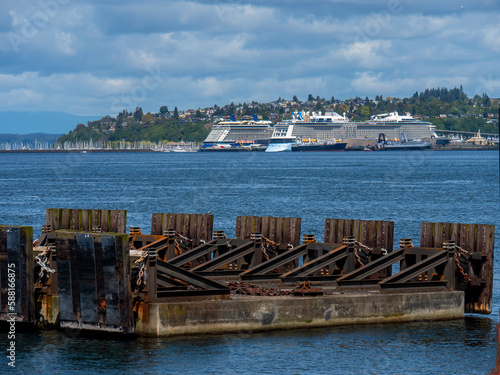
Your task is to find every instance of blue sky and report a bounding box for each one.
[0,0,499,130]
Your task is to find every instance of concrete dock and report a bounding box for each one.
[135,291,464,337]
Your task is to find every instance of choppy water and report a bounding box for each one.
[0,150,499,374]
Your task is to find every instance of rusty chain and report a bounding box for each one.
[260,244,270,261]
[260,236,279,261]
[174,231,193,243]
[455,245,472,256]
[454,253,472,282]
[354,241,387,255]
[35,246,56,284]
[134,251,149,288]
[451,245,472,283]
[354,248,364,268]
[175,240,182,255]
[261,236,278,247]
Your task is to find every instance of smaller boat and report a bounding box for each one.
[375,133,432,151]
[172,146,187,152]
[363,145,375,151]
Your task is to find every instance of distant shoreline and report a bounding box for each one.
[0,149,154,153]
[0,146,498,153]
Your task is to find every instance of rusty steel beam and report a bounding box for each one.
[190,240,256,273]
[280,244,348,284]
[336,247,406,288]
[240,243,309,281]
[168,239,227,267]
[379,250,454,291]
[152,259,230,299]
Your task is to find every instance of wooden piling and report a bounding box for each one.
[46,208,127,233]
[0,225,35,323]
[55,231,133,333]
[420,222,495,314]
[236,216,302,247]
[150,213,214,245]
[324,219,394,252]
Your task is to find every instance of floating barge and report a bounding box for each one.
[0,209,494,337]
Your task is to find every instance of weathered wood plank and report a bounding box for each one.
[55,231,133,332]
[151,213,160,236]
[61,209,70,230]
[93,237,105,325]
[71,209,79,231]
[236,216,302,246]
[102,235,120,325]
[109,210,118,233]
[235,216,242,238]
[324,219,394,251]
[81,209,90,232]
[0,228,8,313]
[18,227,34,321]
[56,259,73,321]
[117,210,126,233]
[91,210,100,230]
[100,210,109,232]
[475,225,495,314]
[0,226,34,322]
[6,228,21,315]
[76,234,98,324]
[260,217,268,238]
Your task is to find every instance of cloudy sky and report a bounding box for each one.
[1,0,499,125]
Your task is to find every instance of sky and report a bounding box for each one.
[0,0,499,132]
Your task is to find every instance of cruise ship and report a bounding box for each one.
[284,111,351,141]
[201,115,273,149]
[202,111,437,150]
[273,111,436,141]
[357,112,437,140]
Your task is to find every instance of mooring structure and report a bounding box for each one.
[0,208,495,337]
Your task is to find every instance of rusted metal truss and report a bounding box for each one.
[147,249,229,300]
[336,242,487,302]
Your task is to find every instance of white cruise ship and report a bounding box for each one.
[358,112,437,140]
[202,115,273,149]
[287,111,436,141]
[285,111,351,141]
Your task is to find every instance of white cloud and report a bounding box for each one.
[55,31,75,55]
[484,24,500,52]
[0,0,498,128]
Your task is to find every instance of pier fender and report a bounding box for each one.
[255,306,276,326]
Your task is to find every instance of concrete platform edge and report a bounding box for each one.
[135,290,464,337]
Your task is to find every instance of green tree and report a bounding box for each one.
[336,103,349,114]
[133,107,143,121]
[293,95,299,102]
[173,107,179,119]
[159,106,169,114]
[142,112,153,124]
[359,106,370,120]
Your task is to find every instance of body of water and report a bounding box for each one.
[0,150,498,374]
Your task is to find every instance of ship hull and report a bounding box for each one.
[291,143,347,152]
[382,143,432,151]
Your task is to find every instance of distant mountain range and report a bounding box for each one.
[0,133,60,144]
[0,111,102,135]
